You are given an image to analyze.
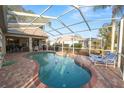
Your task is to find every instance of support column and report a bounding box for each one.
[101,38,104,56]
[111,21,116,52]
[0,29,6,68]
[29,37,33,52]
[89,34,92,55]
[122,68,124,81]
[39,40,42,51]
[46,39,48,51]
[0,30,6,54]
[72,35,74,55]
[0,29,2,68]
[54,44,55,51]
[46,45,48,51]
[0,30,3,53]
[118,19,124,68]
[62,41,64,55]
[2,35,6,54]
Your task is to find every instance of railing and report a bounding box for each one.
[52,46,116,56]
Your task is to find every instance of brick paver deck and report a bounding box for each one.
[0,53,36,88]
[75,55,124,88]
[0,52,124,88]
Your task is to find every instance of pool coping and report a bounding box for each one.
[24,51,97,88]
[76,61,97,88]
[22,52,48,88]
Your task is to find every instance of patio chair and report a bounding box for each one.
[89,51,110,63]
[89,52,117,68]
[104,53,117,68]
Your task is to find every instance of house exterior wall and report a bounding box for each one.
[0,28,6,68]
[0,6,7,54]
[0,28,6,54]
[0,6,7,32]
[29,37,32,52]
[5,33,48,52]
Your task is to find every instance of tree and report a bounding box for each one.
[8,5,34,13]
[99,24,112,49]
[98,23,118,50]
[7,5,35,22]
[93,5,124,50]
[91,39,101,49]
[93,5,124,18]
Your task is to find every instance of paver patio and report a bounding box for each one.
[0,53,36,88]
[0,52,124,88]
[75,55,124,88]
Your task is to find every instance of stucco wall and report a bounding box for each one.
[0,28,6,54]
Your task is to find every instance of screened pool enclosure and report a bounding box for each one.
[7,5,124,80]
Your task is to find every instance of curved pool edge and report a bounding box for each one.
[74,56,97,88]
[23,52,48,88]
[81,65,97,88]
[33,60,48,88]
[25,51,97,88]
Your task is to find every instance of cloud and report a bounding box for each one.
[61,6,94,20]
[70,6,111,20]
[70,12,81,20]
[80,6,93,13]
[61,6,74,14]
[69,7,93,20]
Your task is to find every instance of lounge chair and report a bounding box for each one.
[89,52,117,68]
[89,52,110,63]
[104,53,117,67]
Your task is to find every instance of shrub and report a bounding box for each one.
[2,60,16,67]
[71,43,82,49]
[78,49,89,56]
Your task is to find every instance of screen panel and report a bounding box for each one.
[120,21,124,78]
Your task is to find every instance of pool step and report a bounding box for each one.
[37,83,48,88]
[21,74,38,88]
[22,73,47,88]
[28,77,47,88]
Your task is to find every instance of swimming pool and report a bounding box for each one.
[32,52,91,88]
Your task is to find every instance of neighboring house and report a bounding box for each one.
[79,39,88,48]
[56,35,83,45]
[79,38,102,49]
[55,35,102,49]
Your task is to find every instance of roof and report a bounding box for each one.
[8,11,56,19]
[56,35,83,43]
[7,11,55,25]
[7,10,55,37]
[6,9,58,38]
[7,27,48,37]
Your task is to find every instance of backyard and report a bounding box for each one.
[0,5,124,88]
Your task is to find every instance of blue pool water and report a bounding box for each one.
[32,52,91,88]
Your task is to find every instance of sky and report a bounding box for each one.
[22,5,119,40]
